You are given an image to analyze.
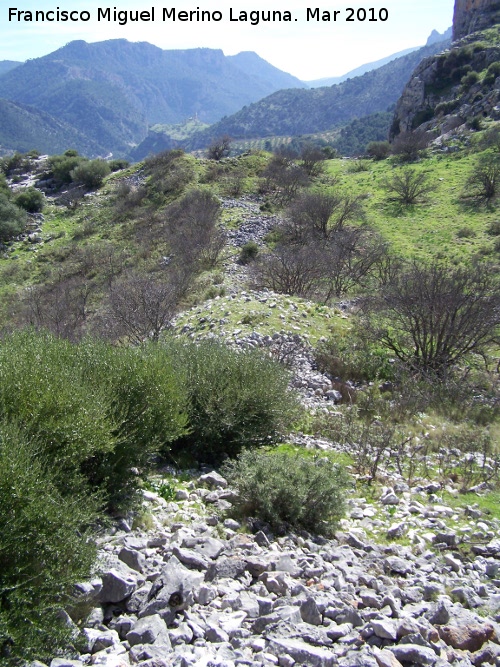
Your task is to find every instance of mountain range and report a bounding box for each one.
[187,39,451,149]
[0,40,304,156]
[0,32,451,158]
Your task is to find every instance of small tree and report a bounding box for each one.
[391,129,430,162]
[367,141,391,161]
[383,168,436,205]
[0,192,26,241]
[364,262,500,377]
[466,155,500,203]
[207,135,232,161]
[14,187,45,213]
[70,159,111,189]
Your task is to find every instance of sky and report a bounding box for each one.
[0,0,454,80]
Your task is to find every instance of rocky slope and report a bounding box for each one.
[453,0,500,40]
[391,27,500,139]
[47,463,500,667]
[25,174,500,667]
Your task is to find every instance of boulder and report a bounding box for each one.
[438,623,495,652]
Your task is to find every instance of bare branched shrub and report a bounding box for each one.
[285,190,363,241]
[319,227,387,299]
[261,154,309,206]
[299,143,327,178]
[363,261,500,377]
[254,224,386,300]
[252,244,321,297]
[23,275,95,341]
[58,188,86,210]
[99,269,191,344]
[165,188,225,269]
[465,155,500,204]
[383,168,436,205]
[207,135,232,161]
[113,182,147,216]
[391,129,430,162]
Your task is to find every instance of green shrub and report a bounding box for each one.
[435,99,460,116]
[0,192,26,241]
[76,340,189,508]
[222,449,349,536]
[14,186,45,213]
[0,423,98,664]
[48,153,84,185]
[315,329,394,383]
[484,61,500,85]
[0,331,117,496]
[108,158,130,172]
[239,240,259,264]
[169,339,299,463]
[70,159,111,189]
[0,332,189,509]
[461,71,480,89]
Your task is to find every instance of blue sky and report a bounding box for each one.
[1,0,454,80]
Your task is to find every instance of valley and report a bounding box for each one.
[2,3,500,667]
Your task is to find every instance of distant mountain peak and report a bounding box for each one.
[426,27,452,45]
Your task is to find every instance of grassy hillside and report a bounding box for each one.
[3,129,500,665]
[326,148,500,262]
[1,134,499,332]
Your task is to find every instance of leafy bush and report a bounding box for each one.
[484,61,500,85]
[0,331,188,509]
[239,240,259,264]
[76,340,189,508]
[48,153,84,185]
[169,339,299,463]
[0,423,98,664]
[14,186,45,213]
[0,192,26,241]
[70,159,111,189]
[367,140,390,160]
[461,71,480,89]
[221,449,349,536]
[108,158,130,172]
[315,328,394,383]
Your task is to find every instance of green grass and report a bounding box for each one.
[443,490,500,521]
[326,148,500,263]
[172,291,347,345]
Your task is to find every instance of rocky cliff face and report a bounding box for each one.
[391,0,500,141]
[390,38,500,138]
[453,0,500,40]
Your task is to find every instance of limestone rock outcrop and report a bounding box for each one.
[453,0,500,40]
